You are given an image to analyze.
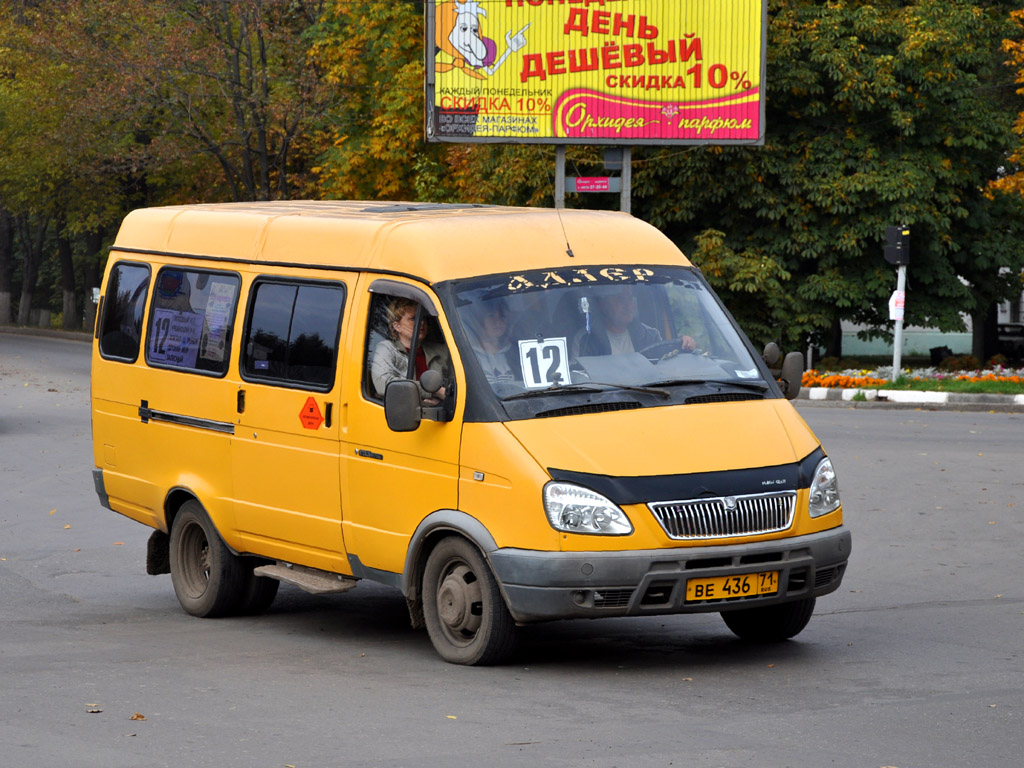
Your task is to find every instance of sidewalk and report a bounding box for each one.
[0,325,92,342]
[797,386,1024,413]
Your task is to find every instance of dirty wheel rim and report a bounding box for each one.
[435,561,483,646]
[178,520,212,600]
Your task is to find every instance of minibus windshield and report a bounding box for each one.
[447,266,765,403]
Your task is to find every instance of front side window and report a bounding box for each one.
[444,266,767,416]
[98,261,150,361]
[146,268,240,376]
[242,280,345,389]
[364,291,452,404]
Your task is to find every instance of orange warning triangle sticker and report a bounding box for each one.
[299,397,324,430]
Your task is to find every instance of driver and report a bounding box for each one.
[573,285,697,357]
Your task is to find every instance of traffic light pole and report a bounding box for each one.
[884,225,910,382]
[892,264,906,382]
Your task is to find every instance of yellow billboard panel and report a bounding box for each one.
[426,0,766,144]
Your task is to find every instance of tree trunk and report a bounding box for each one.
[15,219,49,327]
[971,301,997,363]
[824,316,843,359]
[80,229,104,334]
[57,233,80,330]
[0,208,13,324]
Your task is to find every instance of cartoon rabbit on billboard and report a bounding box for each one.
[435,0,529,80]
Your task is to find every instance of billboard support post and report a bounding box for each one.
[555,146,566,209]
[620,147,632,215]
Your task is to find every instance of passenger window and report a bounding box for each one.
[364,292,451,404]
[98,261,151,361]
[242,280,345,390]
[145,268,240,376]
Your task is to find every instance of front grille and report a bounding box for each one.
[814,566,841,588]
[649,491,796,540]
[593,589,634,608]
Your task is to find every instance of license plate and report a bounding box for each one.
[686,571,779,602]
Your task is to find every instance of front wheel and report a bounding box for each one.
[169,500,247,618]
[422,537,517,665]
[721,597,816,642]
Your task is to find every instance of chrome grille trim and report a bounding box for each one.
[648,491,796,540]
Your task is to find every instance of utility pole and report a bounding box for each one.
[885,226,910,382]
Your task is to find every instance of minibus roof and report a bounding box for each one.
[111,201,693,283]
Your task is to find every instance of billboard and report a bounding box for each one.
[425,0,766,145]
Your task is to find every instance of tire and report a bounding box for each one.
[721,597,816,642]
[234,558,280,616]
[169,500,247,618]
[422,537,517,665]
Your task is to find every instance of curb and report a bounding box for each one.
[0,325,92,343]
[797,387,1024,413]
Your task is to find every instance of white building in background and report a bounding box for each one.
[838,285,1023,358]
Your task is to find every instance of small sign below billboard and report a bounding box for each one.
[569,177,621,193]
[426,0,767,145]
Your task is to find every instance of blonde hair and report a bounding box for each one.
[386,297,419,340]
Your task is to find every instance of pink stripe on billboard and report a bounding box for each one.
[554,89,761,142]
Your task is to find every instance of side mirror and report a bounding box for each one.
[420,369,443,395]
[384,380,422,432]
[779,351,804,400]
[762,342,781,367]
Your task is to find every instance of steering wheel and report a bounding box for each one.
[638,339,697,363]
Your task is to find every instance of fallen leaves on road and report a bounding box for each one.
[130,713,146,721]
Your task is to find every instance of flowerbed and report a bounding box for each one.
[802,366,1024,390]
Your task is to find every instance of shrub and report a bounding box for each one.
[988,354,1009,368]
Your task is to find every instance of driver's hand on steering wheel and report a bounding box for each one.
[680,336,698,352]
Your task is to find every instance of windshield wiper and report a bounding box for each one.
[502,381,670,402]
[648,378,770,394]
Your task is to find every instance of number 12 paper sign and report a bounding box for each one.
[519,337,571,388]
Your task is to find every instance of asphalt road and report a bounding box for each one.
[2,331,1022,768]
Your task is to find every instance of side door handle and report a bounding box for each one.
[237,389,245,414]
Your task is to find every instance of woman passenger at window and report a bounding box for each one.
[371,297,449,402]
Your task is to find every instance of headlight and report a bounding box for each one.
[808,457,841,518]
[543,482,633,535]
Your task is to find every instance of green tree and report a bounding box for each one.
[310,0,445,200]
[634,0,1024,357]
[311,1,1024,358]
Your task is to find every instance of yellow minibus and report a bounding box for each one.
[91,201,850,664]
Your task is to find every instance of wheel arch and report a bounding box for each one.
[402,510,502,627]
[162,484,239,551]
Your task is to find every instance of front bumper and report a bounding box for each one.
[489,526,851,623]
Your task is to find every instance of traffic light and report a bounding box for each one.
[884,225,910,266]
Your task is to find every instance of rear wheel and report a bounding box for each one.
[422,537,517,665]
[169,500,247,618]
[234,559,280,616]
[721,597,816,642]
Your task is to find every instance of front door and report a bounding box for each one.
[340,277,462,577]
[231,276,350,573]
